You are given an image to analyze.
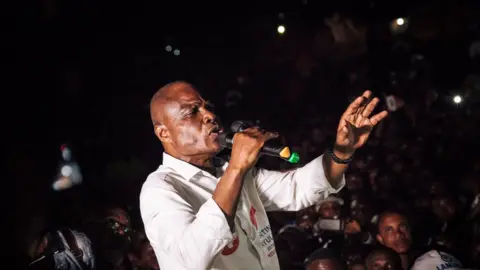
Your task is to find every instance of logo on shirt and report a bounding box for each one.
[249,206,258,229]
[221,232,240,256]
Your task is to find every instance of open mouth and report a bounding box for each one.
[209,125,223,135]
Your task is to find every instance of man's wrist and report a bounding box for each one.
[225,164,247,176]
[333,144,355,160]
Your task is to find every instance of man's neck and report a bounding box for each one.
[183,155,217,176]
[166,150,216,171]
[400,253,409,270]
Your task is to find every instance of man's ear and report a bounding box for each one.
[376,234,384,244]
[155,124,172,143]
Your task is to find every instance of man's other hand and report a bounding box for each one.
[335,90,388,158]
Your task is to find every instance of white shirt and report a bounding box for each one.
[140,153,344,270]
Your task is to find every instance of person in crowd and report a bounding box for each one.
[375,211,412,269]
[140,81,387,269]
[341,244,371,270]
[83,206,134,270]
[127,232,160,270]
[304,248,346,270]
[275,225,317,269]
[365,247,402,270]
[28,228,95,270]
[410,250,467,270]
[104,207,132,237]
[316,195,344,219]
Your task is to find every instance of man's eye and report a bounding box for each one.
[189,106,200,115]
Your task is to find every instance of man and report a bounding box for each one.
[140,81,387,269]
[365,247,402,270]
[304,248,345,270]
[316,195,344,219]
[28,228,95,270]
[410,250,468,270]
[104,207,132,236]
[375,212,412,269]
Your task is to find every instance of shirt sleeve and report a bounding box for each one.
[254,154,345,212]
[140,173,233,269]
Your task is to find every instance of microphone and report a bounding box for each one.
[218,121,300,164]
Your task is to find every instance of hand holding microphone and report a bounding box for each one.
[218,121,300,165]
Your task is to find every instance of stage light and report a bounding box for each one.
[173,49,180,56]
[165,45,172,52]
[277,25,285,35]
[390,17,408,34]
[453,95,462,104]
[61,165,73,177]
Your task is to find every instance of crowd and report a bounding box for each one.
[16,2,480,270]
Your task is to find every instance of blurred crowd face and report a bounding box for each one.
[105,207,132,236]
[366,250,401,270]
[376,213,412,254]
[297,214,314,231]
[307,258,344,270]
[318,201,342,219]
[432,196,456,222]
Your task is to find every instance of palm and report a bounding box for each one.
[336,91,388,152]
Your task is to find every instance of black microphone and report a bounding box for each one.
[218,121,300,163]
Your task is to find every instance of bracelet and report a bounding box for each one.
[325,148,354,164]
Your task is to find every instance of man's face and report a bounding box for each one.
[376,214,412,254]
[307,259,343,270]
[158,85,221,157]
[366,252,398,270]
[105,208,131,236]
[318,201,341,219]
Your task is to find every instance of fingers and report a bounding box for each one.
[342,90,372,118]
[361,97,380,118]
[241,127,278,142]
[264,131,279,141]
[342,96,364,118]
[369,110,388,126]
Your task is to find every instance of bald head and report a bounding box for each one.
[149,81,222,159]
[150,81,193,126]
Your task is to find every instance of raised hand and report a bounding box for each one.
[336,90,388,156]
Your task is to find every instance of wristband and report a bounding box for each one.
[325,148,354,164]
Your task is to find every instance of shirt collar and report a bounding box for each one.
[161,152,204,181]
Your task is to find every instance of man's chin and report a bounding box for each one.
[394,244,411,254]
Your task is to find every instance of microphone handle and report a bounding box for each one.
[219,133,299,163]
[262,143,291,159]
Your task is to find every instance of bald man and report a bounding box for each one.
[140,81,387,269]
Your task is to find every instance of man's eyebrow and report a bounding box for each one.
[179,100,202,109]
